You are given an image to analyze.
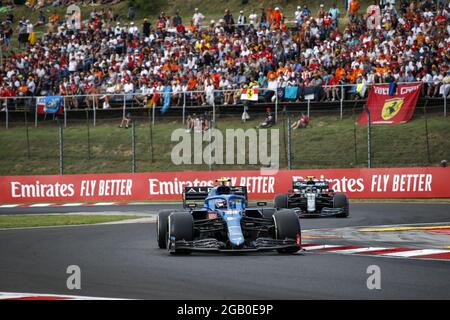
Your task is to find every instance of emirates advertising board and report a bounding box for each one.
[0,167,449,204]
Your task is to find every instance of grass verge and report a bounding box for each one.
[0,112,449,175]
[0,214,145,228]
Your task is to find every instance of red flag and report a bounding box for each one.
[358,83,422,125]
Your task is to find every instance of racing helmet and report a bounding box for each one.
[215,199,227,209]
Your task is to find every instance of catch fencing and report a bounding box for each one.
[0,85,448,175]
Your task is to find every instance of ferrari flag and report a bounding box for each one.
[358,83,422,125]
[241,88,259,101]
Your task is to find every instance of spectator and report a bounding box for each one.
[237,10,247,30]
[257,108,275,128]
[291,113,310,129]
[249,9,258,28]
[0,2,446,111]
[348,0,361,22]
[329,3,341,28]
[127,2,135,21]
[119,112,132,129]
[192,8,205,27]
[173,10,182,28]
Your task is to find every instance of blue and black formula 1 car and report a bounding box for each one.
[157,179,301,255]
[274,177,349,218]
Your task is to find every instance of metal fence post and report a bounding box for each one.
[86,109,91,161]
[122,94,126,120]
[182,92,186,124]
[275,90,278,123]
[212,89,216,123]
[93,95,96,127]
[307,99,310,117]
[152,98,155,125]
[364,105,372,168]
[131,121,136,173]
[5,98,8,129]
[340,85,344,119]
[63,97,67,128]
[59,122,64,175]
[25,110,30,159]
[423,105,431,164]
[148,109,154,163]
[444,93,447,117]
[287,112,292,170]
[352,105,358,165]
[35,97,38,127]
[208,119,212,171]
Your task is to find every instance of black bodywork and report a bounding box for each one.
[275,180,349,218]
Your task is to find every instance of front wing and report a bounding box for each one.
[294,207,346,218]
[170,237,299,253]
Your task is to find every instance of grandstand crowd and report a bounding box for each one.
[0,0,449,109]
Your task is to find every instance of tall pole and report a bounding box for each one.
[182,92,186,124]
[25,110,30,159]
[131,121,136,173]
[287,111,292,170]
[63,97,67,128]
[35,97,38,127]
[93,95,97,127]
[86,109,91,161]
[5,98,8,129]
[59,122,64,175]
[423,103,431,164]
[364,105,372,168]
[282,108,287,169]
[275,89,278,123]
[352,103,357,165]
[148,109,154,163]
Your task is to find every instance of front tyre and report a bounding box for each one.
[168,212,194,255]
[273,210,301,254]
[157,210,173,249]
[333,194,349,218]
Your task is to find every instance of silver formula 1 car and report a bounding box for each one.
[274,176,349,218]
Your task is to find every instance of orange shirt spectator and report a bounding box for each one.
[50,13,60,23]
[349,66,363,83]
[187,78,197,90]
[335,67,346,82]
[18,84,28,96]
[349,0,360,15]
[267,70,277,80]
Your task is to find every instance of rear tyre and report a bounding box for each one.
[273,210,301,254]
[333,194,349,218]
[274,193,289,209]
[168,212,194,255]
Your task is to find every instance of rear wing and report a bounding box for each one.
[183,186,248,208]
[292,180,329,190]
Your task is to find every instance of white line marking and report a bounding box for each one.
[92,202,117,206]
[0,204,19,208]
[60,203,86,207]
[328,247,389,254]
[0,291,126,300]
[29,203,53,207]
[302,245,345,251]
[381,249,450,257]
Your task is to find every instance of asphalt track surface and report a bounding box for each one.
[0,203,449,299]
